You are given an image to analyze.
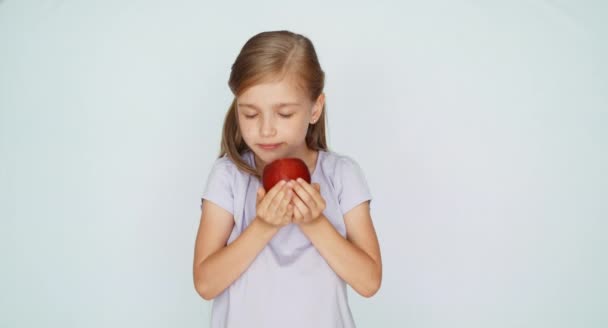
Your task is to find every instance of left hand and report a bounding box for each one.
[289,178,326,225]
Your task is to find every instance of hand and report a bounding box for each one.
[255,180,294,228]
[290,178,326,225]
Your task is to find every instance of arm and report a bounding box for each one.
[193,200,279,300]
[298,201,382,298]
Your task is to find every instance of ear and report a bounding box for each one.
[311,93,325,123]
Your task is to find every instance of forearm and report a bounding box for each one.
[299,215,381,297]
[195,218,278,300]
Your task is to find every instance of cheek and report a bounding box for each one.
[287,120,310,139]
[237,121,255,140]
[237,118,308,139]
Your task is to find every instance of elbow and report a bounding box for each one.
[195,280,216,301]
[194,269,215,301]
[195,283,213,301]
[359,267,382,298]
[361,278,382,298]
[366,264,383,298]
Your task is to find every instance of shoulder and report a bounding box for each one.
[209,155,237,174]
[318,149,369,192]
[319,149,372,213]
[212,150,253,170]
[320,149,365,177]
[207,151,257,184]
[206,153,248,184]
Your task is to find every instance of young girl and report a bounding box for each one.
[193,30,382,328]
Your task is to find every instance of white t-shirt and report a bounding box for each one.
[200,149,373,328]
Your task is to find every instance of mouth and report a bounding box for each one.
[258,143,282,150]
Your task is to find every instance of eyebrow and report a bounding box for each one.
[237,102,301,110]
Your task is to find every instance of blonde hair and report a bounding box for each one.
[219,30,329,178]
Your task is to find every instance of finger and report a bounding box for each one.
[269,183,291,213]
[259,180,287,212]
[296,178,319,195]
[293,179,315,207]
[286,204,295,223]
[278,188,293,214]
[291,192,308,220]
[292,202,303,223]
[296,178,322,208]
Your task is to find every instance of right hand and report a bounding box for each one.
[255,180,294,228]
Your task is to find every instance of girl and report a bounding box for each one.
[193,30,382,328]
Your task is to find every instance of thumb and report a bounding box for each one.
[256,187,265,205]
[313,183,321,192]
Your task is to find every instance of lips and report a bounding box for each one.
[259,143,281,150]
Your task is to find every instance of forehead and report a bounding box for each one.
[237,79,307,107]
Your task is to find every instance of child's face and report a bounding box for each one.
[236,78,323,161]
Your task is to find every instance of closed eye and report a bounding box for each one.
[243,113,293,119]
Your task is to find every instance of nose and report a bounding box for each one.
[259,116,276,137]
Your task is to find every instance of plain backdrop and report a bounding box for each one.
[1,0,607,327]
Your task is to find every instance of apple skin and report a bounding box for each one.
[262,158,311,191]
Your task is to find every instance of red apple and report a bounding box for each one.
[262,157,311,191]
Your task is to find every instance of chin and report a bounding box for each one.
[258,151,286,162]
[256,150,298,167]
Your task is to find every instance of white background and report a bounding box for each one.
[1,0,607,327]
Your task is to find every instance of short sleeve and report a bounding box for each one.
[335,156,373,214]
[200,157,234,215]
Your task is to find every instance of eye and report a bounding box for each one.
[242,113,293,119]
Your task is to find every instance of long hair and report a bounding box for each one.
[218,30,329,179]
